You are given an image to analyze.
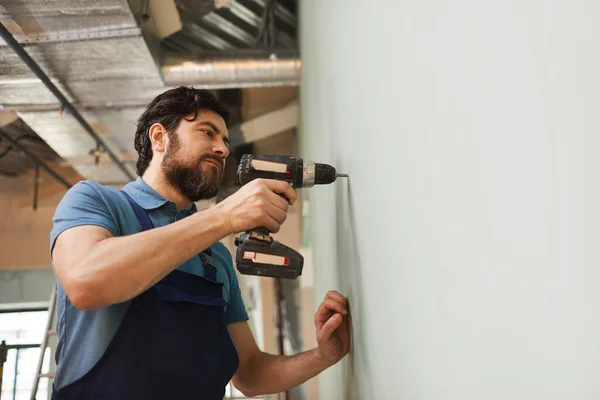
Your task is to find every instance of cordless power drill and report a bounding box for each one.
[234,154,348,279]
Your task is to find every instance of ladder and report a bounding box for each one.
[0,340,7,400]
[30,284,57,400]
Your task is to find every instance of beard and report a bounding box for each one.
[161,134,224,202]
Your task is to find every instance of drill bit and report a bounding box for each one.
[337,173,348,178]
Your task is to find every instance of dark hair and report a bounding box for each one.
[134,86,230,176]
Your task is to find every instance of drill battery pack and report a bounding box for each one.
[234,229,304,279]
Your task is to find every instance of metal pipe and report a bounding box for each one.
[0,131,72,188]
[0,23,135,181]
[13,348,19,400]
[162,58,301,88]
[30,284,57,400]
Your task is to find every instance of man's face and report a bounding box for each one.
[161,109,230,202]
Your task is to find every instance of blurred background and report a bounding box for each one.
[3,1,600,399]
[0,1,306,399]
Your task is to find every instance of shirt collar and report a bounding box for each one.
[122,177,198,213]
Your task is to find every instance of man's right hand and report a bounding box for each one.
[215,178,297,235]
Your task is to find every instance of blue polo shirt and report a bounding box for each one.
[50,177,248,390]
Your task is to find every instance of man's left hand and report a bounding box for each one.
[314,290,350,366]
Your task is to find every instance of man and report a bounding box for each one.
[50,86,349,399]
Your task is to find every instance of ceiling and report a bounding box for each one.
[0,118,61,177]
[164,0,298,55]
[0,0,299,188]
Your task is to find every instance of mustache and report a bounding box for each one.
[199,154,224,170]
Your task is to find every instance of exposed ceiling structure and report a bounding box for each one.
[0,0,299,187]
[0,112,82,210]
[0,118,62,178]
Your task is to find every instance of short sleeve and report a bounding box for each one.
[224,273,250,324]
[50,181,120,257]
[215,243,249,324]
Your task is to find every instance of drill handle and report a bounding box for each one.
[252,227,272,236]
[245,190,289,239]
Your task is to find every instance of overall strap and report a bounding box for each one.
[120,190,154,231]
[199,251,217,281]
[120,189,217,280]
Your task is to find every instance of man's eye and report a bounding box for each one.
[202,130,213,137]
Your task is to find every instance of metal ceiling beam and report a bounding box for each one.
[228,2,263,27]
[253,0,297,28]
[0,130,72,188]
[226,2,296,48]
[202,12,255,46]
[0,23,135,181]
[183,22,236,50]
[163,33,206,54]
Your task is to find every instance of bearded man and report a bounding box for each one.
[50,86,349,400]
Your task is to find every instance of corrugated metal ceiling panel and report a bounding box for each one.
[0,81,73,104]
[0,1,157,183]
[0,36,162,105]
[0,0,138,39]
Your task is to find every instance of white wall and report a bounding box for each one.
[0,270,55,304]
[299,1,600,399]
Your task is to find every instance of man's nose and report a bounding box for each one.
[212,138,229,158]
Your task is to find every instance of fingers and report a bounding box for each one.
[262,215,281,233]
[316,299,348,322]
[317,313,344,342]
[265,188,290,212]
[256,179,293,232]
[326,290,348,306]
[314,294,348,333]
[232,179,298,233]
[266,205,286,227]
[261,179,297,205]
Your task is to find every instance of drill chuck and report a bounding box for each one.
[314,162,340,186]
[302,161,340,187]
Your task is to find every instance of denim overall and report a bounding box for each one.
[52,191,239,400]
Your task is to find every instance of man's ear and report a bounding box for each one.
[148,123,167,154]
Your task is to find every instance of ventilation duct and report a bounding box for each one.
[162,58,301,89]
